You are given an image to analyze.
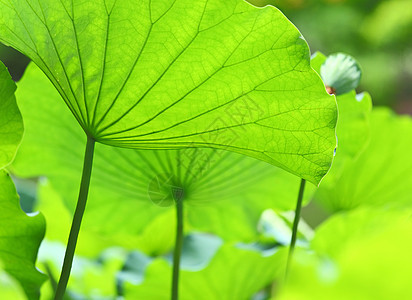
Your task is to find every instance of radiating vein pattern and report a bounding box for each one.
[0,0,337,183]
[14,63,305,241]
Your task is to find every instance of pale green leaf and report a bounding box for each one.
[330,91,371,159]
[280,208,412,300]
[0,0,337,183]
[0,61,23,169]
[0,171,46,300]
[315,108,412,211]
[315,91,371,193]
[12,63,316,254]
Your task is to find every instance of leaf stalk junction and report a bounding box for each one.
[54,135,95,300]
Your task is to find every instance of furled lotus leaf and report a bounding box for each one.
[320,53,362,95]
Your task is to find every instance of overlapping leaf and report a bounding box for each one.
[12,63,316,255]
[315,108,412,211]
[313,89,371,207]
[0,0,337,184]
[0,61,45,300]
[310,52,375,211]
[0,171,46,300]
[0,61,23,168]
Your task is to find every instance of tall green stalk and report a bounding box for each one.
[285,178,306,277]
[171,192,184,300]
[54,136,95,300]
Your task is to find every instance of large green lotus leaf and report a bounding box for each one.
[279,208,412,300]
[13,63,316,255]
[314,108,412,211]
[0,0,337,184]
[0,61,23,169]
[0,170,46,300]
[125,244,287,300]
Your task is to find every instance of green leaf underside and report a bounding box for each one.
[0,61,23,169]
[13,63,315,253]
[0,171,46,300]
[0,0,336,184]
[125,244,287,300]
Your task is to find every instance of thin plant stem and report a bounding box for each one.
[54,136,95,300]
[44,262,57,294]
[171,193,184,300]
[285,178,306,278]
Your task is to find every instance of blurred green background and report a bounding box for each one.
[252,0,412,112]
[6,0,409,111]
